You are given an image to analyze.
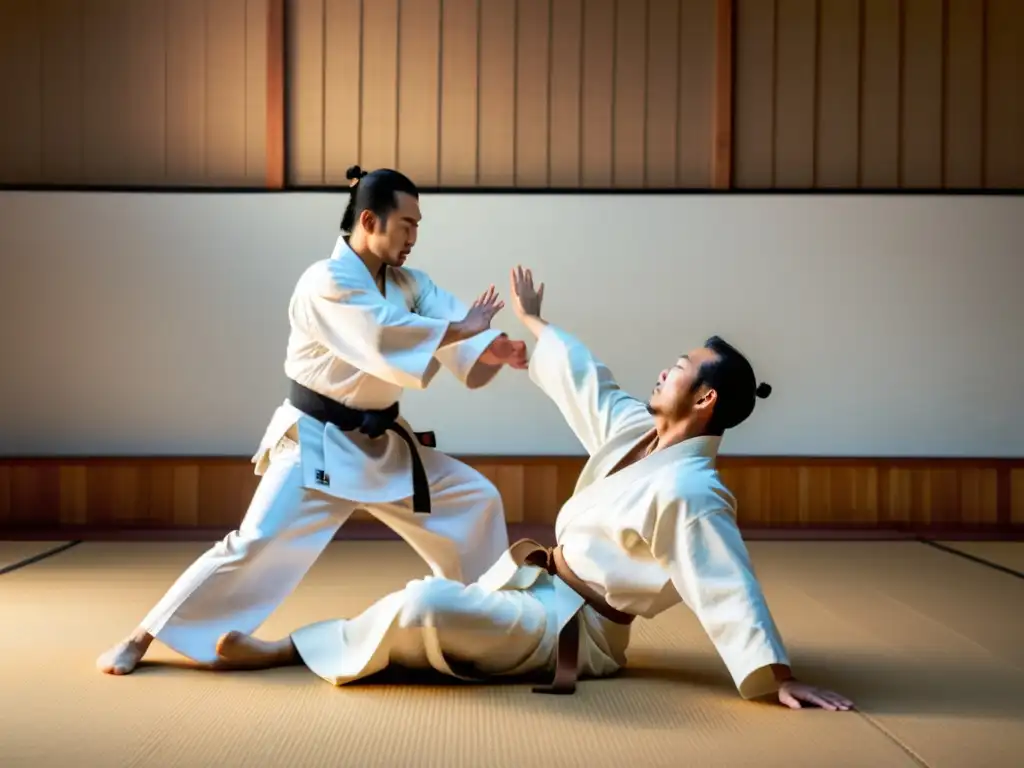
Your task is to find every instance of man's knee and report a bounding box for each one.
[396,578,468,629]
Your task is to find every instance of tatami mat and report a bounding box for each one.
[936,541,1024,575]
[0,540,1021,767]
[0,540,72,572]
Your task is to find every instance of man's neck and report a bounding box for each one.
[652,416,706,453]
[345,233,384,280]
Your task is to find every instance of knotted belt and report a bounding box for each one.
[508,538,636,695]
[288,380,434,514]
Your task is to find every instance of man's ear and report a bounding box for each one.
[694,387,717,412]
[359,209,377,233]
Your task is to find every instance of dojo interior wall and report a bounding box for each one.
[1,190,1023,530]
[2,0,1022,190]
[1,0,1022,534]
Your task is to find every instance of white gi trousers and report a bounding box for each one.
[289,564,632,687]
[139,437,509,664]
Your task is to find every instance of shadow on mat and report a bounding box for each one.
[632,648,1024,718]
[135,646,1024,722]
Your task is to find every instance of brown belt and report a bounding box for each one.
[508,538,635,695]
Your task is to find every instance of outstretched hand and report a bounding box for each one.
[461,285,505,336]
[777,680,854,711]
[509,265,544,320]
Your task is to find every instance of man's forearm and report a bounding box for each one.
[519,313,548,340]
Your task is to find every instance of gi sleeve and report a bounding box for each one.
[527,323,651,455]
[650,499,791,700]
[299,284,448,390]
[409,270,504,390]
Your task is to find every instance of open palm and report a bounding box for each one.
[509,265,544,320]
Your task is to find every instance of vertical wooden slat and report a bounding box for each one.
[644,0,680,187]
[206,0,249,183]
[943,0,984,187]
[438,0,479,185]
[166,0,208,183]
[676,0,715,186]
[122,1,167,183]
[612,0,647,187]
[39,0,84,183]
[396,0,440,185]
[478,0,517,186]
[985,0,1024,187]
[816,0,861,187]
[80,0,128,183]
[773,0,817,187]
[262,0,283,187]
[732,0,775,187]
[0,2,42,182]
[359,0,399,170]
[323,0,361,183]
[710,0,733,189]
[548,0,583,187]
[901,0,944,187]
[514,0,551,186]
[580,0,614,187]
[287,0,324,184]
[860,0,901,187]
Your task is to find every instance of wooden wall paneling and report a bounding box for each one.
[644,0,681,187]
[732,0,776,187]
[612,0,647,188]
[396,0,441,185]
[548,0,583,187]
[323,0,362,184]
[165,0,208,184]
[985,0,1024,187]
[80,0,128,184]
[206,0,250,184]
[478,0,517,187]
[859,0,902,187]
[772,0,817,187]
[900,0,944,187]
[676,0,715,186]
[0,1,42,183]
[580,0,615,187]
[815,0,861,187]
[710,0,733,189]
[1,457,1022,533]
[39,0,84,183]
[288,0,325,184]
[514,0,551,187]
[438,0,479,185]
[260,0,280,187]
[359,0,399,171]
[943,0,985,187]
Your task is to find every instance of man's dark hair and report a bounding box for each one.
[340,165,419,233]
[694,336,772,435]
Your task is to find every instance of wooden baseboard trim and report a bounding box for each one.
[2,522,1023,544]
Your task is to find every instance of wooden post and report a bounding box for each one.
[266,0,286,188]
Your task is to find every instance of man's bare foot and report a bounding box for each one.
[215,631,299,669]
[96,631,154,675]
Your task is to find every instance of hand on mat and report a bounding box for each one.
[463,285,505,335]
[778,680,854,711]
[509,265,544,320]
[480,335,529,369]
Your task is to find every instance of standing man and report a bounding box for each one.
[212,265,854,712]
[97,167,527,675]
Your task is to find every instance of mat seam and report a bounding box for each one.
[916,538,1024,581]
[0,540,83,575]
[855,711,933,768]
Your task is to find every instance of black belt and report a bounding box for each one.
[288,380,434,514]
